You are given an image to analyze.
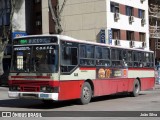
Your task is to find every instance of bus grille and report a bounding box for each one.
[21,86,40,92]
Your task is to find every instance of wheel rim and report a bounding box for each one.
[83,86,90,100]
[135,83,140,93]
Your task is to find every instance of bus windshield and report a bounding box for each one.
[12,45,58,73]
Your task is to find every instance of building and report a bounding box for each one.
[25,0,56,35]
[0,0,152,48]
[149,0,160,63]
[25,0,149,51]
[15,0,150,50]
[60,0,149,49]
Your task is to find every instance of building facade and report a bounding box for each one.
[24,0,149,50]
[60,0,149,49]
[149,0,160,63]
[25,0,56,35]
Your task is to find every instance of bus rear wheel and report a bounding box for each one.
[131,79,140,97]
[79,82,92,105]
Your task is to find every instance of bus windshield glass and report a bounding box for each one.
[12,45,58,73]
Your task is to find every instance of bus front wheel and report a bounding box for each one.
[131,79,140,97]
[79,82,92,105]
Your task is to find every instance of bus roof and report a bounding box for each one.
[14,34,154,53]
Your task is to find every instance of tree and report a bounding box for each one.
[48,0,67,34]
[0,0,16,75]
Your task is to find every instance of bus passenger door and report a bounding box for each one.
[59,45,80,100]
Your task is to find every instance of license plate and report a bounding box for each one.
[9,92,19,98]
[40,94,49,98]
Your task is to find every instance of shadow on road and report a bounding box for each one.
[0,93,146,110]
[0,99,78,109]
[91,93,145,103]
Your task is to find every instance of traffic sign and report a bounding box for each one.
[108,29,112,45]
[12,32,27,40]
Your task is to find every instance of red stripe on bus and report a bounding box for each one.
[11,76,50,79]
[80,67,96,70]
[9,80,59,86]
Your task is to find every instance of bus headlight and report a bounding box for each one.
[9,86,20,91]
[40,86,52,93]
[41,86,47,91]
[40,86,59,93]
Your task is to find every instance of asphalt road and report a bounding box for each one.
[0,86,160,120]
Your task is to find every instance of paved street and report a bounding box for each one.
[0,85,160,119]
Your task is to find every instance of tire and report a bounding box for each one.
[131,79,140,97]
[79,82,92,105]
[42,100,54,105]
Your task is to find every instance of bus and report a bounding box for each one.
[8,35,155,104]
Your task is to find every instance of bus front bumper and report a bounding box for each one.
[8,91,58,100]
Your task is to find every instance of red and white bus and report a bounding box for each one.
[8,35,155,104]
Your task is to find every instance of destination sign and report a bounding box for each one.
[14,37,58,45]
[14,47,31,51]
[35,46,54,50]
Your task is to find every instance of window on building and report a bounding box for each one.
[0,0,4,17]
[111,2,119,13]
[112,29,120,39]
[35,12,42,27]
[126,31,134,40]
[138,9,145,18]
[139,32,145,42]
[126,6,133,16]
[0,0,11,26]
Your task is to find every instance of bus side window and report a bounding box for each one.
[111,48,122,67]
[144,52,150,67]
[138,52,143,67]
[122,50,127,61]
[79,45,95,66]
[150,53,154,67]
[143,52,154,68]
[61,45,78,73]
[133,51,139,67]
[127,51,133,67]
[95,46,110,66]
